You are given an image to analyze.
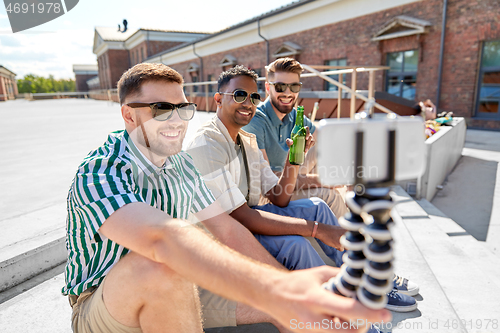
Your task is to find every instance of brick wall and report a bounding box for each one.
[0,77,6,101]
[108,50,130,89]
[97,54,108,89]
[129,42,147,66]
[129,41,187,66]
[169,41,269,87]
[0,75,17,101]
[439,0,500,121]
[148,41,184,58]
[98,50,130,89]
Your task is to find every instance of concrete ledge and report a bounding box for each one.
[419,118,466,201]
[0,232,66,293]
[0,203,67,293]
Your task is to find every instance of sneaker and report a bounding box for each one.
[393,274,419,296]
[385,289,418,312]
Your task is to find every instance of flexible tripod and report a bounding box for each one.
[324,127,396,310]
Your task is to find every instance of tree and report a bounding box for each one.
[17,74,75,93]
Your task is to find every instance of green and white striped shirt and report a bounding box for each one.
[62,130,215,296]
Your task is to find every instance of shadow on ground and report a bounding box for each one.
[380,309,422,333]
[432,155,497,241]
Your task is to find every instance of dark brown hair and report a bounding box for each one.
[117,63,184,105]
[265,57,303,81]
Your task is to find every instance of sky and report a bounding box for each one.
[0,0,295,79]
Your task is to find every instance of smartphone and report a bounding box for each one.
[316,116,426,185]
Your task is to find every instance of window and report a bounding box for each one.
[476,40,500,118]
[253,69,264,92]
[324,59,347,91]
[386,50,418,100]
[141,48,145,62]
[192,76,198,93]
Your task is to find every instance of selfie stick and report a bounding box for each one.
[324,125,396,310]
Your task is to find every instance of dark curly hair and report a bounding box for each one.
[217,65,258,92]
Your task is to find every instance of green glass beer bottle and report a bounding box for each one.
[289,106,307,165]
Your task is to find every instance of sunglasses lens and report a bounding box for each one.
[233,90,248,103]
[273,83,301,93]
[153,103,174,120]
[177,104,196,120]
[151,103,196,121]
[273,83,286,93]
[290,83,302,93]
[250,93,261,106]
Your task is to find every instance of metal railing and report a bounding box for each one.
[182,65,395,119]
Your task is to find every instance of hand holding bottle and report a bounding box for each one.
[286,126,314,156]
[289,106,308,165]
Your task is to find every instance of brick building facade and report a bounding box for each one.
[91,0,500,129]
[0,65,18,101]
[92,27,208,90]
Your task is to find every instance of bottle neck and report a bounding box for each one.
[295,110,304,127]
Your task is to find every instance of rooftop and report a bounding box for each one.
[94,26,137,41]
[0,98,499,332]
[0,65,16,76]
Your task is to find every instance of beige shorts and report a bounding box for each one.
[69,281,237,331]
[199,288,237,328]
[70,280,142,333]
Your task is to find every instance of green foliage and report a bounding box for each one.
[17,74,76,93]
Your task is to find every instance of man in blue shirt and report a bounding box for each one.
[244,57,420,302]
[243,57,349,219]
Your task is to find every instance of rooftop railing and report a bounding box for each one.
[182,65,396,119]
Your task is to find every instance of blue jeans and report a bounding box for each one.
[253,197,344,270]
[254,199,380,333]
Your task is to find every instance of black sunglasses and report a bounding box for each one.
[220,89,261,106]
[269,82,302,93]
[127,102,197,121]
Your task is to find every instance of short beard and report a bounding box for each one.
[271,94,295,114]
[135,121,185,161]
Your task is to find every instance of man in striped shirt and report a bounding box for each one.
[63,63,389,333]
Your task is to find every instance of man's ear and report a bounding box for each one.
[121,104,135,126]
[214,92,222,109]
[265,81,270,94]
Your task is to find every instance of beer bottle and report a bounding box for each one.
[289,106,307,165]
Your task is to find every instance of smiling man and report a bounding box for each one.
[242,57,349,219]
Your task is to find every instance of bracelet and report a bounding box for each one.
[311,221,319,238]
